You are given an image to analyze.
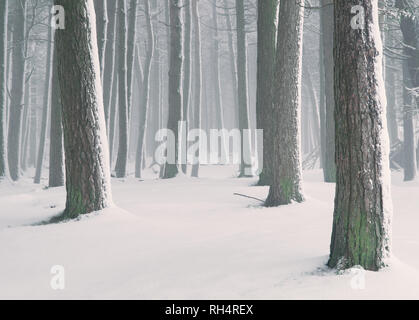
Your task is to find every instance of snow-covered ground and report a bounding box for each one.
[1,166,419,300]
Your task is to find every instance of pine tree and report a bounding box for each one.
[265,0,305,207]
[54,0,113,218]
[328,0,392,271]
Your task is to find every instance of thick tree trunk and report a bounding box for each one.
[236,0,253,177]
[163,0,183,179]
[321,0,336,182]
[114,0,129,178]
[265,0,305,207]
[182,0,192,174]
[54,0,113,218]
[94,0,108,80]
[103,0,118,130]
[8,0,27,181]
[34,24,54,184]
[256,0,279,186]
[191,0,202,178]
[49,45,64,188]
[0,0,7,179]
[135,0,154,179]
[328,0,392,271]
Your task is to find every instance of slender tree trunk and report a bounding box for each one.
[163,0,183,179]
[0,0,7,179]
[49,44,64,188]
[103,0,118,130]
[127,0,138,121]
[94,0,108,81]
[191,0,202,178]
[114,0,129,178]
[235,0,252,177]
[34,24,54,184]
[403,60,416,181]
[182,0,192,174]
[28,101,37,168]
[319,24,326,169]
[135,0,154,179]
[21,81,30,171]
[256,0,279,186]
[321,0,336,182]
[54,0,113,218]
[328,0,392,271]
[8,0,27,181]
[265,0,305,207]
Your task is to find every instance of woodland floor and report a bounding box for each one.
[1,165,419,299]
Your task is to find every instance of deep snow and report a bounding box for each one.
[1,166,419,300]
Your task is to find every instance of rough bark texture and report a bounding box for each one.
[114,0,129,178]
[256,0,279,186]
[135,0,154,179]
[235,0,252,177]
[55,0,112,218]
[103,0,117,130]
[0,0,7,178]
[163,0,183,179]
[34,23,54,184]
[328,0,392,271]
[8,0,27,181]
[321,0,336,182]
[265,0,304,207]
[49,45,64,188]
[191,0,202,178]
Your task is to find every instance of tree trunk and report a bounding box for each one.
[135,0,154,179]
[182,0,192,174]
[7,0,27,181]
[321,0,336,182]
[94,0,108,81]
[49,44,64,188]
[163,0,183,179]
[55,0,113,218]
[403,59,416,181]
[103,0,118,130]
[190,0,202,178]
[21,80,30,171]
[126,0,138,120]
[34,23,54,184]
[328,0,392,271]
[265,0,305,207]
[235,0,253,177]
[0,0,7,179]
[114,0,129,178]
[256,0,279,186]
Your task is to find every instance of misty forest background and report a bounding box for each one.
[0,0,418,274]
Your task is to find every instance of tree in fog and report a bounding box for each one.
[126,0,139,120]
[190,0,202,178]
[163,0,183,179]
[114,0,129,178]
[135,0,154,179]
[235,0,252,177]
[256,0,279,186]
[265,0,305,207]
[328,0,392,271]
[8,0,27,181]
[320,0,336,183]
[94,0,108,80]
[54,0,112,218]
[0,0,7,179]
[48,45,64,188]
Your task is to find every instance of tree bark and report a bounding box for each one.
[0,0,7,179]
[54,0,113,218]
[7,0,27,181]
[94,0,108,81]
[403,59,416,181]
[126,0,138,119]
[328,0,392,271]
[236,0,253,177]
[114,0,129,178]
[256,0,279,186]
[49,44,64,188]
[265,0,305,207]
[163,0,183,179]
